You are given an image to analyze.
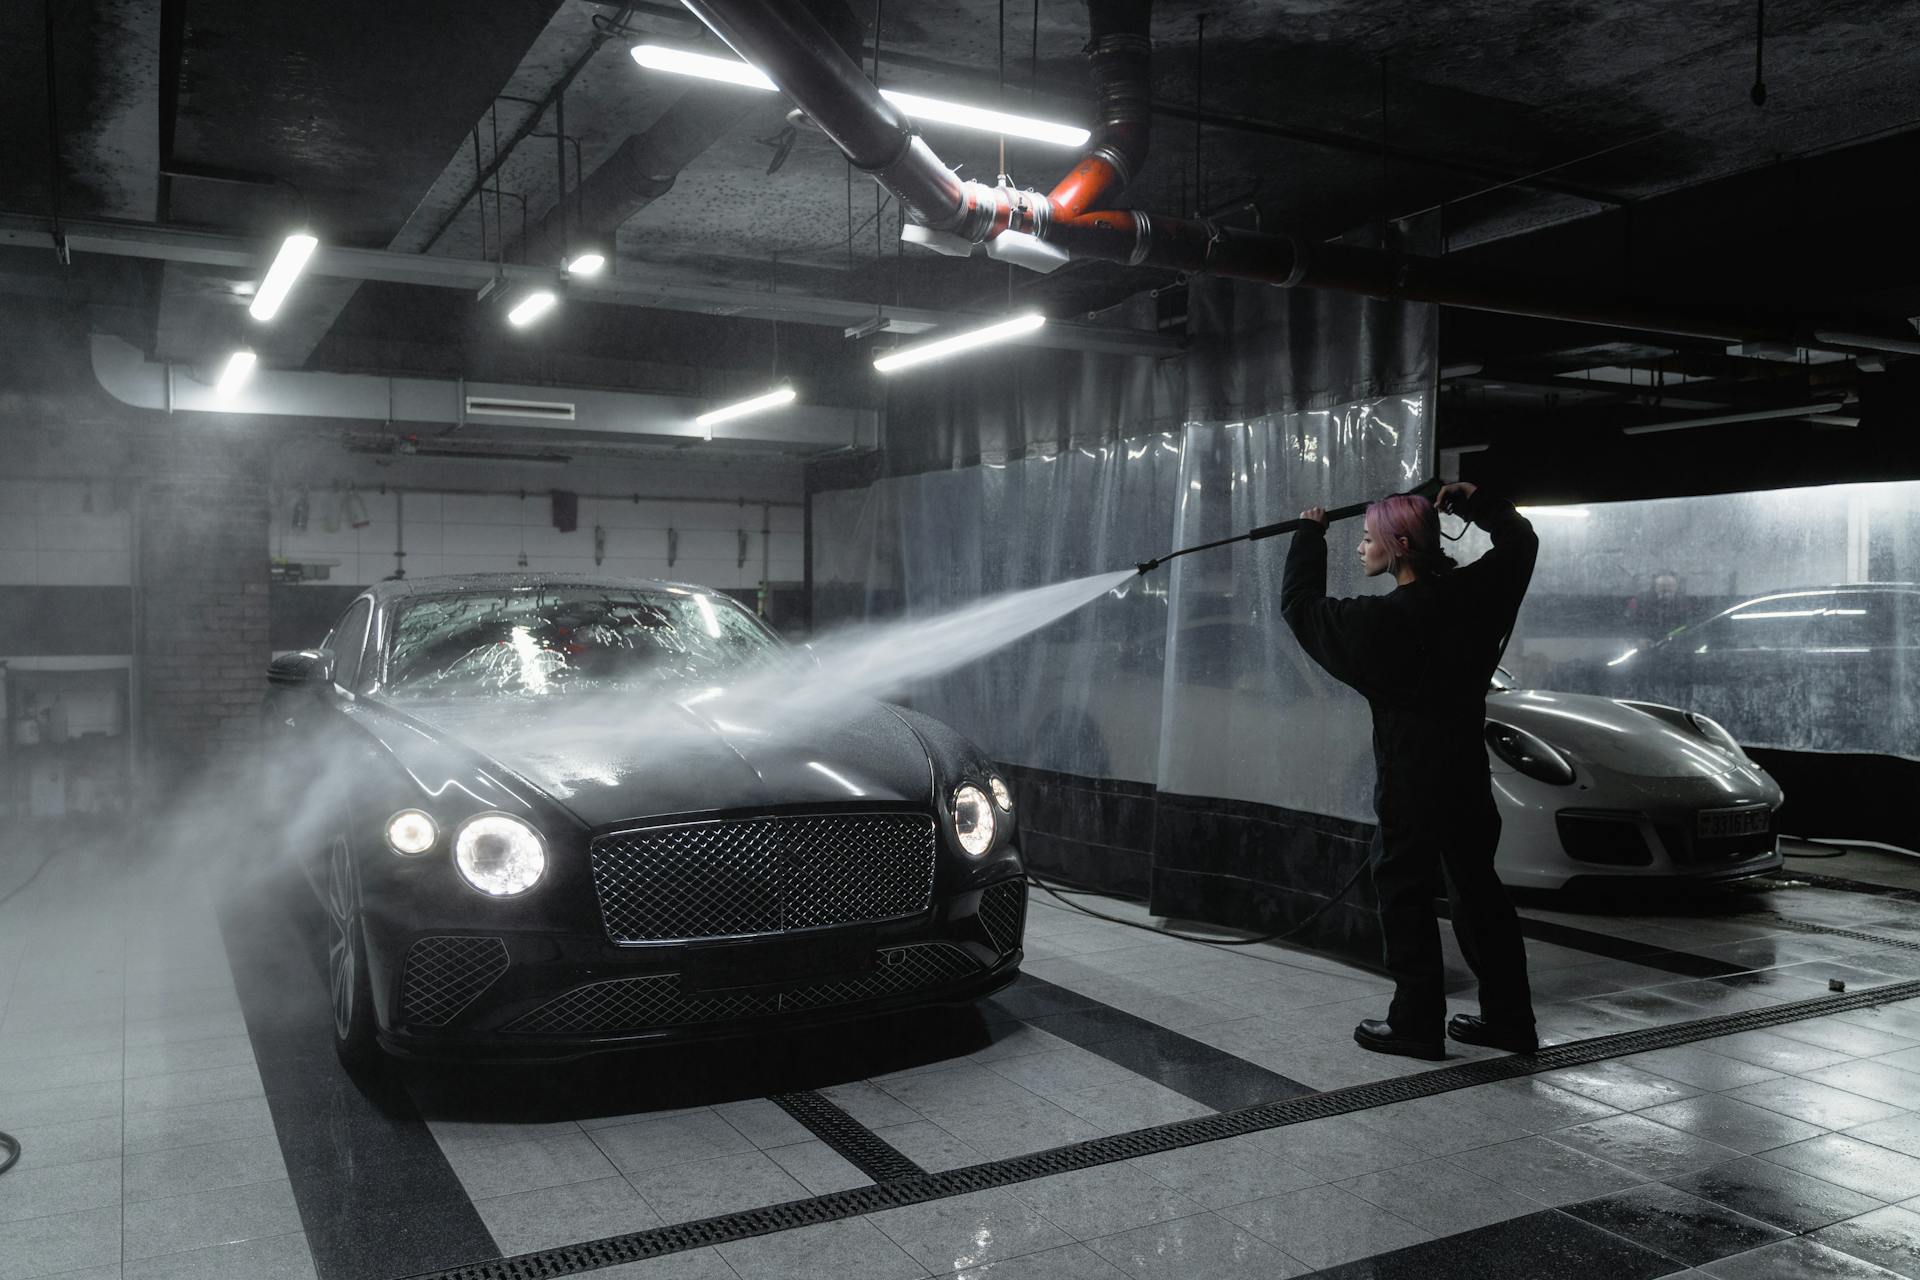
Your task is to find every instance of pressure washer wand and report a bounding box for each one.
[1135,477,1445,575]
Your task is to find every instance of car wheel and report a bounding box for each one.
[325,835,381,1068]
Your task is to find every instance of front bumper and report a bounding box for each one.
[366,877,1027,1062]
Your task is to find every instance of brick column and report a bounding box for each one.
[136,474,271,795]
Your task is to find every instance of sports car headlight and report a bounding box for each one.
[453,814,546,896]
[989,775,1014,813]
[385,809,438,856]
[953,784,996,857]
[1687,713,1744,756]
[1484,722,1576,785]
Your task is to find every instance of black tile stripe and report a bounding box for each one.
[769,1090,926,1182]
[1297,1207,1679,1279]
[396,972,1920,1279]
[990,973,1320,1109]
[1773,868,1920,906]
[1434,901,1752,978]
[220,882,501,1280]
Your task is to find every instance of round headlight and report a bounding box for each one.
[385,809,438,856]
[453,814,546,896]
[953,784,996,857]
[989,776,1014,813]
[1484,722,1576,786]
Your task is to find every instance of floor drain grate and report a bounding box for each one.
[400,974,1920,1280]
[770,1090,926,1183]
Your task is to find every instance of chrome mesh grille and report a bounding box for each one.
[400,936,510,1027]
[977,880,1027,955]
[590,813,937,944]
[503,942,978,1035]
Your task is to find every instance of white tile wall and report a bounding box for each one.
[272,489,805,592]
[0,481,133,586]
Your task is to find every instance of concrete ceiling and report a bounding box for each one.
[5,0,1920,439]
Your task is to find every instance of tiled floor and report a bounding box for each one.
[4,833,1920,1279]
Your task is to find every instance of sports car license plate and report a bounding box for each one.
[1697,807,1770,840]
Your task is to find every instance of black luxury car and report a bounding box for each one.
[263,574,1027,1064]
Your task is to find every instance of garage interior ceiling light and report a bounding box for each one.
[248,232,318,322]
[566,251,606,276]
[1620,401,1846,435]
[506,289,558,327]
[1516,506,1591,519]
[695,385,797,427]
[873,312,1047,373]
[630,45,1090,147]
[215,348,257,396]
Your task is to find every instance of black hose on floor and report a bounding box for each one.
[1025,851,1375,947]
[0,1131,18,1177]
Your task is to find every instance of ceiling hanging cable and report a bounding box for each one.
[42,0,67,264]
[1751,0,1767,105]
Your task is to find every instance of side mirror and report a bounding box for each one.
[268,649,336,688]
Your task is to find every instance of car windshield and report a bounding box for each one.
[381,587,780,699]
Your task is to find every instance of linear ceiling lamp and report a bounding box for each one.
[216,349,257,396]
[1620,401,1846,435]
[506,289,559,327]
[872,312,1046,373]
[630,45,1090,147]
[565,251,606,276]
[248,232,318,321]
[696,385,796,427]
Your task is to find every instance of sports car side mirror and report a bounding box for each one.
[268,649,336,688]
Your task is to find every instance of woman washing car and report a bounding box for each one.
[1281,482,1540,1060]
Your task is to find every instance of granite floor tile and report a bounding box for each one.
[472,1176,661,1257]
[712,1098,816,1150]
[717,1217,930,1280]
[123,1135,287,1203]
[120,1231,317,1280]
[1810,1204,1920,1276]
[820,1082,928,1130]
[765,1138,873,1194]
[1698,1236,1908,1278]
[1259,1114,1431,1182]
[2,1080,122,1128]
[1800,1059,1920,1108]
[0,1049,122,1095]
[1467,1078,1623,1133]
[1049,1077,1214,1134]
[0,1205,122,1280]
[1085,1210,1310,1279]
[1220,1182,1431,1270]
[1705,1031,1857,1075]
[626,1150,810,1224]
[951,1241,1128,1278]
[587,1110,758,1176]
[121,1179,303,1261]
[1618,1047,1786,1092]
[586,1248,738,1279]
[1449,1133,1649,1206]
[123,1097,276,1155]
[440,1129,618,1201]
[1637,1094,1828,1154]
[870,1121,988,1173]
[122,1037,255,1081]
[1669,1155,1884,1233]
[1129,1133,1322,1209]
[1006,1162,1205,1240]
[868,1187,1073,1274]
[1549,1114,1746,1182]
[1759,1133,1920,1201]
[0,1157,122,1224]
[1,1115,121,1170]
[1842,1111,1920,1156]
[1541,1061,1706,1111]
[1564,1183,1790,1267]
[981,1046,1142,1097]
[1349,1093,1533,1156]
[921,1092,1103,1161]
[1336,1156,1542,1235]
[1723,1078,1905,1131]
[123,1062,264,1113]
[1769,1019,1920,1059]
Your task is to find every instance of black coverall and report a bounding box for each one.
[1281,490,1539,1039]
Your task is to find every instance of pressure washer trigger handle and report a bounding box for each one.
[1246,519,1299,542]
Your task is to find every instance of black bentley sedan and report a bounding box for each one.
[263,574,1026,1064]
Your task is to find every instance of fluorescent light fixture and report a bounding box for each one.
[696,385,797,427]
[1516,506,1591,519]
[566,251,606,276]
[1731,609,1821,620]
[873,312,1046,373]
[506,290,558,327]
[630,44,1088,146]
[878,89,1089,147]
[248,232,318,321]
[1620,401,1846,435]
[1606,648,1639,667]
[216,349,257,396]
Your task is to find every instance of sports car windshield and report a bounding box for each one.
[382,588,779,698]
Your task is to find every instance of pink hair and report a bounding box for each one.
[1365,494,1456,577]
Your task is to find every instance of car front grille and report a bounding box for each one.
[977,879,1027,955]
[502,941,979,1035]
[589,812,937,944]
[400,936,510,1026]
[1556,811,1654,866]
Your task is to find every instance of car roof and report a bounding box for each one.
[363,572,731,601]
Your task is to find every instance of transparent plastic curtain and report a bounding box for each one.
[1455,480,1919,761]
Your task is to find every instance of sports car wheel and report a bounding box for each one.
[326,835,380,1068]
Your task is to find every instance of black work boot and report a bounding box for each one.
[1447,1014,1538,1053]
[1354,1019,1445,1061]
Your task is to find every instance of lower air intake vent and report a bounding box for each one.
[400,936,510,1026]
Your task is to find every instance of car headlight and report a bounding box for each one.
[385,809,438,856]
[453,813,546,896]
[989,775,1014,813]
[1484,722,1576,785]
[1687,713,1744,756]
[952,784,996,857]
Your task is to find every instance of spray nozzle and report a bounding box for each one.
[1136,558,1162,575]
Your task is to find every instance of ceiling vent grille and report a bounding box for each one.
[464,396,577,421]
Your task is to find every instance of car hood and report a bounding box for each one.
[1486,689,1758,781]
[385,691,935,828]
